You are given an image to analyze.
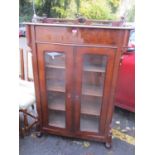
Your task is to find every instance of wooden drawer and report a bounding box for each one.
[76,28,126,45]
[35,26,77,44]
[35,26,128,46]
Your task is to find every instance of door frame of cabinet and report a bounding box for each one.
[36,43,74,132]
[73,46,117,137]
[35,43,118,142]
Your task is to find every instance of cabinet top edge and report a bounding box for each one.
[24,22,134,30]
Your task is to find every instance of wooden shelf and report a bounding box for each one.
[82,85,103,97]
[47,82,65,92]
[80,115,99,132]
[48,98,65,111]
[84,65,105,73]
[81,101,101,116]
[45,67,65,80]
[46,64,65,69]
[48,111,66,128]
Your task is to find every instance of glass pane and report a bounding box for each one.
[80,115,99,132]
[45,52,66,128]
[46,68,65,92]
[47,92,65,111]
[48,110,66,128]
[81,96,102,116]
[83,55,107,72]
[80,54,107,132]
[45,52,65,68]
[82,72,105,97]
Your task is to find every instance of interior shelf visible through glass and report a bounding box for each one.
[46,79,65,92]
[45,66,66,93]
[48,110,66,128]
[81,96,102,116]
[47,92,65,111]
[82,71,105,97]
[84,65,106,73]
[82,85,103,97]
[80,115,99,132]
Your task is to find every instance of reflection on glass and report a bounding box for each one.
[80,54,107,132]
[83,55,107,72]
[45,52,65,68]
[45,52,66,128]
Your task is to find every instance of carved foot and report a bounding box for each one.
[104,126,112,149]
[36,131,43,137]
[104,142,112,149]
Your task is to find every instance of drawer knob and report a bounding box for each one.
[72,29,77,35]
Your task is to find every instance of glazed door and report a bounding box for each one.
[74,46,116,135]
[37,44,73,131]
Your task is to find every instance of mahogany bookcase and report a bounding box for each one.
[25,18,133,148]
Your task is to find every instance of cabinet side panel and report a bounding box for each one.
[26,25,32,48]
[103,30,131,139]
[30,25,43,129]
